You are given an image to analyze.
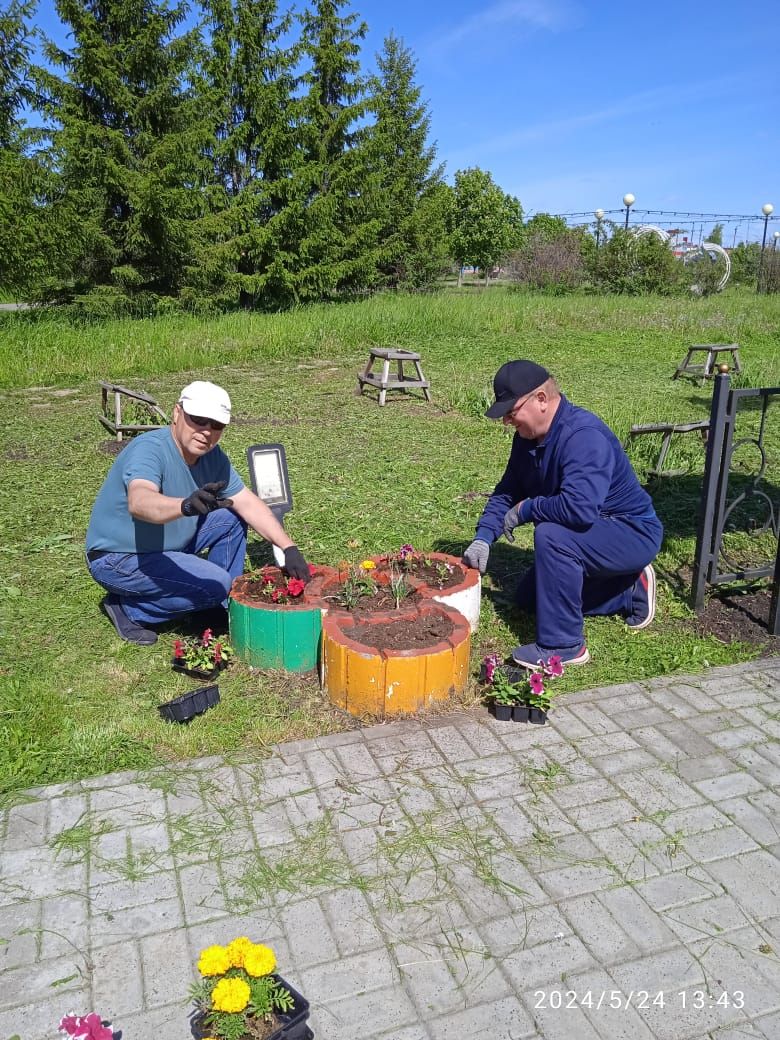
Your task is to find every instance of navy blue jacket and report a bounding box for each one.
[475,395,658,543]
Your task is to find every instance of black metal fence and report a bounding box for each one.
[692,371,780,635]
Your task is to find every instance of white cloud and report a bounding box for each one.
[432,0,576,53]
[444,76,741,166]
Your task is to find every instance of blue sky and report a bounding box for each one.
[33,0,779,241]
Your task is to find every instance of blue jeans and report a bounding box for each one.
[87,510,248,625]
[515,514,663,649]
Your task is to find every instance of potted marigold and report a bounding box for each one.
[190,937,310,1040]
[173,628,233,680]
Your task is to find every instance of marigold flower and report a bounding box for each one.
[225,935,253,968]
[212,977,251,1013]
[360,560,376,570]
[197,944,230,976]
[243,943,276,977]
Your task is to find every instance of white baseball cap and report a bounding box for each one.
[178,381,232,425]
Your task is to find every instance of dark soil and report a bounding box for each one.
[324,584,421,614]
[348,612,454,651]
[378,558,465,591]
[691,585,779,656]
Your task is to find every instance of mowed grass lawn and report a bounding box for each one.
[1,288,778,800]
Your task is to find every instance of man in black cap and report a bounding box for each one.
[463,360,662,668]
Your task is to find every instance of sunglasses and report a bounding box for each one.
[183,411,226,432]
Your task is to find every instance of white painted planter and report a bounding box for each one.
[415,552,482,632]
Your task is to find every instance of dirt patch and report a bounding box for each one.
[99,440,127,456]
[348,611,454,651]
[3,446,31,461]
[690,585,779,655]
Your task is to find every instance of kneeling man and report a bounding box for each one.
[463,360,662,668]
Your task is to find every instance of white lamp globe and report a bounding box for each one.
[761,203,774,216]
[623,193,635,208]
[594,209,604,220]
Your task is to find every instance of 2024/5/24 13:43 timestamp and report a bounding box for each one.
[533,990,745,1010]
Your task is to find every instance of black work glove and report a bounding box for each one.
[282,544,312,583]
[181,481,234,517]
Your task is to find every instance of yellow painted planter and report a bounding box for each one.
[321,601,470,718]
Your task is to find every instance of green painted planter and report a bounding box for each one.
[229,570,322,672]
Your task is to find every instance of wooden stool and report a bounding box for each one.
[673,344,742,385]
[357,348,431,406]
[627,419,710,477]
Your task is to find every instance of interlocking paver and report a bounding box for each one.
[2,660,779,1040]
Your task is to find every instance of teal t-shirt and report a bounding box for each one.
[86,428,245,553]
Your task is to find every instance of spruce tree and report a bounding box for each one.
[365,33,448,290]
[40,0,204,310]
[0,0,52,293]
[280,0,377,303]
[184,0,300,309]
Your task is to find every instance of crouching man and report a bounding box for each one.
[463,360,662,668]
[86,380,311,645]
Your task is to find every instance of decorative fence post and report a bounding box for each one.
[691,370,731,610]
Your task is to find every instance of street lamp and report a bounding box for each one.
[622,193,635,231]
[773,230,780,251]
[594,208,604,251]
[758,202,774,291]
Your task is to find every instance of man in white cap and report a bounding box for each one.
[86,380,311,645]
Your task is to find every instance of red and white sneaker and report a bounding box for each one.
[626,564,657,630]
[511,642,590,670]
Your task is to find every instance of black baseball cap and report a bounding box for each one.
[485,360,550,419]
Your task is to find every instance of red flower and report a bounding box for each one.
[173,640,184,659]
[271,589,282,602]
[213,643,222,663]
[286,578,306,597]
[308,563,317,575]
[201,628,213,646]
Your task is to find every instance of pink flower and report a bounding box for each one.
[308,563,317,575]
[213,643,222,664]
[201,628,213,646]
[483,653,499,683]
[399,544,416,559]
[173,639,184,660]
[543,655,564,678]
[529,672,545,696]
[58,1013,114,1040]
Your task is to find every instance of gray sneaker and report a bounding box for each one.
[101,595,158,645]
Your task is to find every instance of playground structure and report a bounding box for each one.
[633,224,732,291]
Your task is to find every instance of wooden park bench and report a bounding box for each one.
[673,344,742,385]
[626,419,710,478]
[357,348,431,406]
[99,382,168,441]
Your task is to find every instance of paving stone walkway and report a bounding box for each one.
[2,657,779,1040]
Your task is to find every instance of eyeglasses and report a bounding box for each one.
[505,392,536,421]
[182,410,226,432]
